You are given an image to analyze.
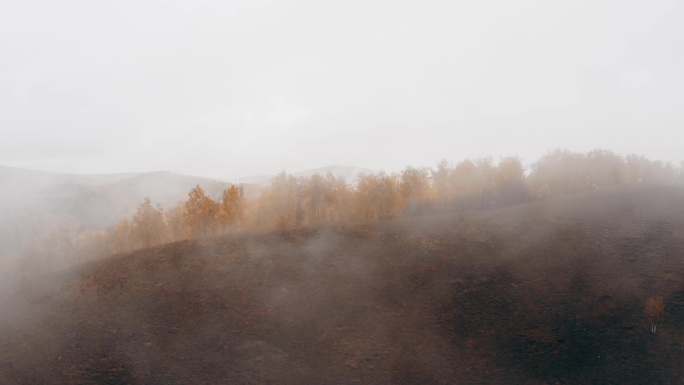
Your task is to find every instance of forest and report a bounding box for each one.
[10,148,683,278]
[3,148,684,384]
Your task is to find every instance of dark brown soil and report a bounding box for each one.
[2,184,684,384]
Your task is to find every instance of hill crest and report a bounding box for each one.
[3,184,684,384]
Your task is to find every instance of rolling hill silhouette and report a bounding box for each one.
[1,184,684,384]
[0,164,364,256]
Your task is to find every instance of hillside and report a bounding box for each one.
[0,165,135,205]
[1,184,684,384]
[0,164,374,256]
[0,166,233,220]
[0,166,236,255]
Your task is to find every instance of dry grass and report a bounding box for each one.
[645,295,665,333]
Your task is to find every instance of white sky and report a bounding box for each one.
[1,0,682,179]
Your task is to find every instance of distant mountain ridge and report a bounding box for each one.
[232,165,376,185]
[0,164,374,255]
[0,165,133,204]
[0,166,232,255]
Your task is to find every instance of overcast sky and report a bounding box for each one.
[1,0,682,179]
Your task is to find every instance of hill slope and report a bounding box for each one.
[0,166,235,255]
[2,184,684,384]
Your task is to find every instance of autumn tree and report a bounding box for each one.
[106,218,131,254]
[354,173,381,223]
[432,159,452,205]
[131,197,167,248]
[218,185,245,233]
[586,149,626,189]
[399,166,432,214]
[528,149,591,198]
[624,154,648,184]
[642,160,677,184]
[492,156,528,206]
[324,172,351,223]
[303,173,326,225]
[354,172,401,223]
[267,172,304,230]
[474,157,498,206]
[622,154,677,184]
[184,185,219,238]
[449,160,479,209]
[165,202,189,241]
[529,149,677,196]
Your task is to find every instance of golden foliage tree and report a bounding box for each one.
[218,185,245,233]
[492,156,528,206]
[302,173,349,225]
[432,159,452,205]
[324,172,350,223]
[641,160,677,184]
[586,149,626,188]
[354,172,401,223]
[449,160,479,209]
[399,166,432,214]
[528,149,591,197]
[304,173,326,225]
[107,218,131,254]
[267,172,303,230]
[165,202,188,242]
[354,173,380,223]
[184,185,219,238]
[131,197,167,248]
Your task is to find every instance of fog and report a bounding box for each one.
[0,156,683,384]
[0,149,682,279]
[3,1,684,383]
[1,0,683,178]
[3,180,684,383]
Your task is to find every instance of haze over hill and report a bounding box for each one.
[0,148,682,384]
[3,1,684,382]
[2,184,684,384]
[232,165,375,185]
[0,164,370,255]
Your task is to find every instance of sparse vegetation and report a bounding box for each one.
[1,150,684,384]
[131,197,167,249]
[2,184,684,384]
[6,149,684,275]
